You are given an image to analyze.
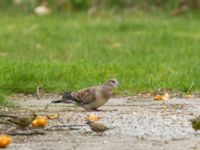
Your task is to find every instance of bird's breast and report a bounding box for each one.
[88,95,109,109]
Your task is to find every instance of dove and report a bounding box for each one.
[34,0,50,16]
[52,79,118,111]
[0,113,37,129]
[86,121,109,134]
[190,117,200,131]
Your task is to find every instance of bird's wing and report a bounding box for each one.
[90,122,108,132]
[96,123,108,130]
[71,86,101,104]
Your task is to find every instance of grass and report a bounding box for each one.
[0,95,7,106]
[0,11,200,98]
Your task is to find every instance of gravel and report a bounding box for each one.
[1,95,200,150]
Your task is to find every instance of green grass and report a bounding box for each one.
[0,11,200,96]
[0,95,7,106]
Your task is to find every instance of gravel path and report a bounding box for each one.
[1,95,200,150]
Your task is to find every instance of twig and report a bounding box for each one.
[48,124,85,131]
[8,131,45,136]
[51,124,85,128]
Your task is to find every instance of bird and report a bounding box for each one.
[0,113,37,129]
[34,0,50,16]
[52,79,118,111]
[86,121,109,134]
[190,117,200,131]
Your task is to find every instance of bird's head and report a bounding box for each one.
[104,79,119,89]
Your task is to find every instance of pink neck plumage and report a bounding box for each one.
[102,85,113,99]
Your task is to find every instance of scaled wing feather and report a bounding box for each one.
[72,87,97,104]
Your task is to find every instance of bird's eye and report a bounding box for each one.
[111,80,115,83]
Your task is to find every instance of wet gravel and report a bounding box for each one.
[1,95,200,150]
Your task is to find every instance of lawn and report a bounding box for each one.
[0,11,200,100]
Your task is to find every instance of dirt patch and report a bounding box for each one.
[1,95,200,150]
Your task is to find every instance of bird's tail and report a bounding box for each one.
[51,99,65,103]
[62,92,74,100]
[51,92,77,104]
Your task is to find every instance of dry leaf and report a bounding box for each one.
[36,115,48,119]
[154,93,170,101]
[87,114,102,122]
[46,113,59,119]
[154,95,164,101]
[163,93,170,100]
